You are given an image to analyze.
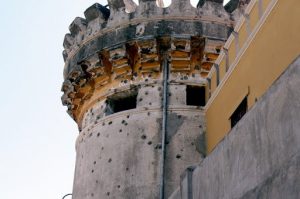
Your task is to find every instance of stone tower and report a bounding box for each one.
[61,0,238,198]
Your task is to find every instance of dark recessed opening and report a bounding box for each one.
[105,90,137,115]
[230,96,248,128]
[186,85,206,106]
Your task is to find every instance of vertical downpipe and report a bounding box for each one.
[159,52,169,199]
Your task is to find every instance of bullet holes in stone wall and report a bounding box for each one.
[186,85,206,106]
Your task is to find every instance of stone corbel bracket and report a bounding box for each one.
[61,0,244,121]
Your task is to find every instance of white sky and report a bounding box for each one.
[0,0,229,199]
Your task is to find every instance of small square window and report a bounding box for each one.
[186,85,206,106]
[105,90,137,115]
[230,97,248,128]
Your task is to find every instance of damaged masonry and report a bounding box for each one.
[61,0,246,198]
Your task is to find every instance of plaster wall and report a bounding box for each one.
[72,79,204,199]
[180,55,300,199]
[206,0,300,152]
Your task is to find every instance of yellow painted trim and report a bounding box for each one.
[205,0,278,111]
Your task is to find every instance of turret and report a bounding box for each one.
[61,0,246,198]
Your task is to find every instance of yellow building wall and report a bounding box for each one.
[205,0,300,153]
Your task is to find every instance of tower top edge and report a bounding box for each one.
[62,0,242,62]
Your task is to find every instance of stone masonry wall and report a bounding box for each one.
[73,79,205,199]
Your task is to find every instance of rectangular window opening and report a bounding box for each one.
[230,96,248,128]
[105,90,138,115]
[186,85,206,106]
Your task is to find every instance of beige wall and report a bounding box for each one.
[205,0,300,153]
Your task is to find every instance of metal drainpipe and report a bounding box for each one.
[159,52,169,199]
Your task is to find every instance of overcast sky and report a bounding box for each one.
[0,0,229,199]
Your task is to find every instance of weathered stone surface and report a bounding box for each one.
[164,110,204,197]
[62,0,233,75]
[61,1,248,199]
[107,0,126,11]
[73,77,205,198]
[170,55,300,199]
[225,0,250,13]
[74,109,162,199]
[224,0,239,12]
[84,3,110,22]
[240,152,300,199]
[61,0,236,121]
[64,20,231,78]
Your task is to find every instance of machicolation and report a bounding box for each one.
[61,0,248,198]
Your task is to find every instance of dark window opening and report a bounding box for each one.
[186,85,206,106]
[105,90,137,115]
[230,97,248,128]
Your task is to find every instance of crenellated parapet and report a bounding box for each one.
[60,1,257,198]
[61,0,246,122]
